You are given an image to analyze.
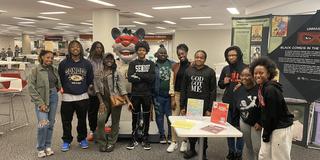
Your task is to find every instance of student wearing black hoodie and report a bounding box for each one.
[218,46,245,160]
[180,50,216,160]
[250,57,293,160]
[58,40,94,152]
[126,41,155,151]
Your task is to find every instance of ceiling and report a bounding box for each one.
[0,0,318,39]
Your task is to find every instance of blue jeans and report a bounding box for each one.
[35,88,58,151]
[154,96,172,137]
[227,107,244,153]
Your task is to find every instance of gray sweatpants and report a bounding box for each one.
[240,119,261,160]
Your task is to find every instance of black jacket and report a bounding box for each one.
[233,85,261,126]
[259,81,294,142]
[180,65,216,114]
[128,59,155,96]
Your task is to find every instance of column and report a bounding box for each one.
[22,33,31,55]
[93,9,119,52]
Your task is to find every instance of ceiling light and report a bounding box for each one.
[18,24,36,27]
[147,32,155,35]
[37,1,73,9]
[180,16,211,20]
[134,12,153,18]
[80,22,93,26]
[152,5,192,10]
[18,22,35,24]
[40,11,66,14]
[87,0,115,7]
[133,21,147,25]
[198,23,224,26]
[119,24,136,28]
[1,24,14,27]
[58,23,74,26]
[37,16,61,21]
[13,17,37,21]
[0,10,7,13]
[227,8,240,14]
[156,27,166,30]
[163,20,176,24]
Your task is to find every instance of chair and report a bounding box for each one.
[0,72,29,131]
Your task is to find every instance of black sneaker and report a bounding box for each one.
[226,152,235,160]
[142,141,151,150]
[126,140,138,150]
[106,144,115,152]
[159,135,166,144]
[99,145,107,152]
[234,152,242,160]
[167,135,172,144]
[184,150,197,159]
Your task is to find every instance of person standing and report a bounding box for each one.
[218,46,245,160]
[250,57,293,160]
[95,53,133,152]
[154,44,174,144]
[28,50,61,158]
[180,50,216,160]
[87,41,105,141]
[167,44,190,153]
[58,40,94,151]
[233,67,261,160]
[126,41,155,150]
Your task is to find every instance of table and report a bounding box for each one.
[0,77,19,83]
[169,116,243,160]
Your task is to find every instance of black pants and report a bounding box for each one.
[131,95,152,141]
[189,137,208,155]
[61,99,89,143]
[87,95,100,132]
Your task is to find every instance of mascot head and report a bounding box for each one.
[111,27,145,63]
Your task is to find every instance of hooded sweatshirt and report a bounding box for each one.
[180,65,217,114]
[259,80,294,142]
[218,50,246,108]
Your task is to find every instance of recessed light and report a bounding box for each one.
[180,16,211,20]
[18,22,35,24]
[134,12,153,18]
[163,20,176,24]
[198,23,224,26]
[87,0,115,7]
[40,11,66,15]
[152,5,192,10]
[0,10,7,13]
[58,23,74,26]
[13,17,37,21]
[1,24,14,27]
[119,24,136,28]
[147,32,155,35]
[37,1,73,9]
[227,8,239,14]
[37,16,61,21]
[156,27,166,30]
[80,22,93,26]
[133,21,147,25]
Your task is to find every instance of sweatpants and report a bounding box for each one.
[259,126,292,160]
[240,119,261,160]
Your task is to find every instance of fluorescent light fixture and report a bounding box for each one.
[119,24,136,28]
[227,8,239,14]
[134,12,153,18]
[37,16,61,21]
[163,20,176,24]
[156,26,166,30]
[18,21,35,24]
[180,16,211,20]
[133,21,147,25]
[80,22,93,26]
[37,1,73,9]
[40,11,66,14]
[58,23,74,26]
[198,23,224,26]
[152,5,192,10]
[0,10,7,13]
[87,0,115,7]
[1,24,14,27]
[13,17,37,21]
[18,24,36,27]
[147,32,155,35]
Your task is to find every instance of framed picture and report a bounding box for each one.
[272,16,288,37]
[251,25,262,42]
[250,45,261,63]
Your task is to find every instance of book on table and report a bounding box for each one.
[201,125,225,134]
[186,98,204,119]
[211,101,229,127]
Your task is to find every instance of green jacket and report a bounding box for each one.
[28,64,61,107]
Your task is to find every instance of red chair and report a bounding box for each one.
[0,72,29,131]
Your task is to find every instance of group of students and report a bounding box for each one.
[28,39,294,160]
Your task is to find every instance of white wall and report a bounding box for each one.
[173,29,231,69]
[0,36,15,50]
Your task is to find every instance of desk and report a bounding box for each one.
[0,77,19,82]
[169,116,243,160]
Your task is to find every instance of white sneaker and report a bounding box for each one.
[167,142,178,153]
[45,148,54,156]
[37,150,46,158]
[180,140,188,152]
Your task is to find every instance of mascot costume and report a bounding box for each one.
[111,27,157,141]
